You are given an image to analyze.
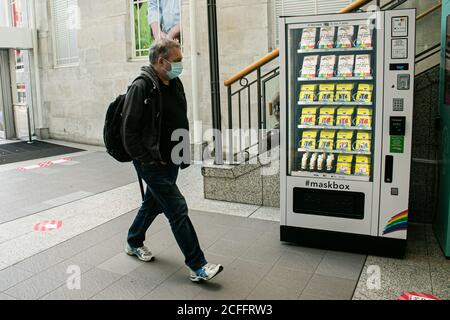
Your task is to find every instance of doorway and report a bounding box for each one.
[0,49,14,140]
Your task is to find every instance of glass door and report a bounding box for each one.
[0,49,13,140]
[286,19,377,182]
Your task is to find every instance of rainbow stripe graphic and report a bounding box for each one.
[383,210,408,235]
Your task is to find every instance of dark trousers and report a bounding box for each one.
[127,160,207,271]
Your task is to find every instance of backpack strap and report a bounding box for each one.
[130,73,158,104]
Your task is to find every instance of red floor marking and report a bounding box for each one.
[397,292,441,300]
[33,220,63,231]
[17,158,73,171]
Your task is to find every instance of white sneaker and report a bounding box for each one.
[125,244,154,262]
[190,263,224,282]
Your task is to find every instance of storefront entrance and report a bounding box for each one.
[0,49,14,140]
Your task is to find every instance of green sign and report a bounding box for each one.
[390,136,405,153]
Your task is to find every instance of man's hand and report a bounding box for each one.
[167,24,181,41]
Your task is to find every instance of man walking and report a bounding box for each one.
[121,39,223,282]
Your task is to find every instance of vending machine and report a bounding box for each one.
[279,9,416,257]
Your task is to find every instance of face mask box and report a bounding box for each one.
[355,84,374,103]
[336,26,355,48]
[335,83,355,102]
[319,55,336,78]
[336,55,355,77]
[355,132,372,152]
[354,54,371,77]
[300,27,317,50]
[299,84,317,102]
[336,107,354,127]
[355,107,373,128]
[318,84,336,102]
[355,155,371,176]
[318,26,335,49]
[318,130,336,150]
[336,131,354,151]
[301,55,319,78]
[300,107,318,125]
[336,154,354,175]
[318,107,335,126]
[356,25,373,48]
[301,130,318,150]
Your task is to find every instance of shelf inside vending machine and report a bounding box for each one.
[288,20,376,180]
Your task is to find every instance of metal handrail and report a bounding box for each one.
[416,2,442,21]
[224,50,279,87]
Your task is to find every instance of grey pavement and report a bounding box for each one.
[0,151,137,224]
[1,141,447,300]
[1,209,366,300]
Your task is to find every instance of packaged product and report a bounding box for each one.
[355,107,373,128]
[318,130,336,150]
[318,84,335,102]
[300,28,317,50]
[356,24,372,48]
[336,26,355,48]
[336,154,354,175]
[355,132,372,152]
[355,84,374,103]
[301,130,318,149]
[335,83,355,102]
[300,107,317,125]
[318,55,336,78]
[318,107,335,126]
[336,107,354,127]
[354,155,371,176]
[301,55,319,78]
[298,84,317,102]
[317,153,326,172]
[336,55,355,77]
[318,26,335,49]
[301,152,311,171]
[336,131,354,151]
[326,153,336,172]
[309,153,318,171]
[354,54,372,77]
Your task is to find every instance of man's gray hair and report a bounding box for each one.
[149,38,181,65]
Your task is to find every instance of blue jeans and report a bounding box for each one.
[127,160,207,271]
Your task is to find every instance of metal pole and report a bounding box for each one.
[207,0,222,164]
[26,105,33,144]
[189,0,202,162]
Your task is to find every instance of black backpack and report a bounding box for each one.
[103,93,131,162]
[103,75,153,163]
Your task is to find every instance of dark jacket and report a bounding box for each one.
[121,65,188,166]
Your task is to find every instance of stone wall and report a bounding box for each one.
[409,66,440,223]
[36,0,271,145]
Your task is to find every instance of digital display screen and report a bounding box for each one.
[446,15,450,105]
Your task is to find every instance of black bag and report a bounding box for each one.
[103,93,131,163]
[103,75,153,163]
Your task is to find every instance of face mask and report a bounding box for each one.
[163,58,183,79]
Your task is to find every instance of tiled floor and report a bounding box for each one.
[0,210,366,300]
[353,223,450,300]
[0,151,137,223]
[1,140,448,301]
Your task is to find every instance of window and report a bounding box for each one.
[273,0,353,45]
[130,0,182,59]
[52,0,79,66]
[0,0,29,28]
